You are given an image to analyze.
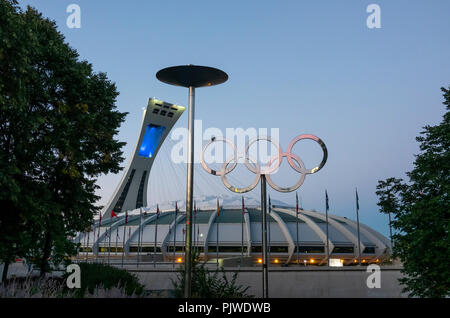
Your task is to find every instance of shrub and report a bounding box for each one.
[63,263,144,297]
[172,253,252,298]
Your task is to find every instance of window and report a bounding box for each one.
[130,246,161,253]
[166,246,185,252]
[168,112,174,118]
[152,109,159,114]
[270,246,289,253]
[363,247,376,254]
[160,110,167,116]
[332,246,354,254]
[138,124,166,158]
[192,246,205,254]
[251,246,262,253]
[208,246,248,253]
[296,246,325,253]
[99,247,123,253]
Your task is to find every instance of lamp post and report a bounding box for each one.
[156,65,228,298]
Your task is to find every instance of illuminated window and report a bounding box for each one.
[138,124,166,158]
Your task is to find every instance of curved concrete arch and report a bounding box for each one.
[243,210,251,256]
[92,217,123,255]
[275,208,335,261]
[268,209,295,264]
[160,213,185,260]
[123,212,159,255]
[301,210,366,261]
[330,214,387,259]
[204,211,218,258]
[360,222,392,254]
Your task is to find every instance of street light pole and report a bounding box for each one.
[156,65,228,298]
[185,86,195,297]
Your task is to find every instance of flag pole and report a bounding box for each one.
[154,205,159,268]
[107,225,111,265]
[121,211,128,268]
[173,202,178,268]
[115,225,119,257]
[325,190,330,267]
[96,213,101,263]
[387,193,394,250]
[241,196,244,268]
[195,203,199,256]
[85,230,89,263]
[137,208,142,268]
[92,219,96,262]
[356,188,362,265]
[193,201,197,255]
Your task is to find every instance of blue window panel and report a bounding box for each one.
[138,124,166,158]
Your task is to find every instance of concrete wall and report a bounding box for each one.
[2,263,407,298]
[131,265,408,298]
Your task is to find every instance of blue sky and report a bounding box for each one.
[19,1,450,237]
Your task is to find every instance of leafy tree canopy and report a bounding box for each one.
[0,0,127,276]
[376,87,450,297]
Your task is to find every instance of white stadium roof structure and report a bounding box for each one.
[75,195,392,266]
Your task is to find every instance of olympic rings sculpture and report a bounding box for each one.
[200,134,328,193]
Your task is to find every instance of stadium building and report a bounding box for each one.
[75,98,391,266]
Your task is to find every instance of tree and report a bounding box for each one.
[376,178,407,248]
[376,87,450,297]
[0,0,127,277]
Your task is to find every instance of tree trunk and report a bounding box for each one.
[40,232,52,277]
[1,260,10,282]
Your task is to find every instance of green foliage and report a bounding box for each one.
[62,263,144,297]
[172,252,252,298]
[376,87,450,298]
[0,0,127,275]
